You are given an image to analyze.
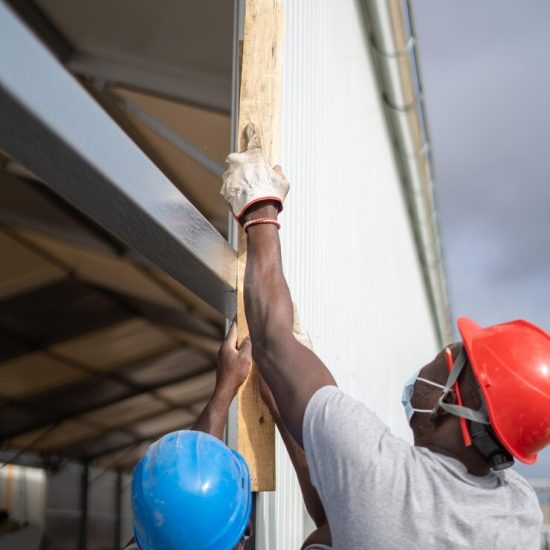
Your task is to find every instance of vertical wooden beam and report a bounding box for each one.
[236,0,283,492]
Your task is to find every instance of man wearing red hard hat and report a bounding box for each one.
[220,123,550,549]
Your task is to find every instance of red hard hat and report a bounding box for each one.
[457,316,550,464]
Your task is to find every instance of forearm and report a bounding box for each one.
[244,206,336,445]
[244,204,294,347]
[244,222,301,432]
[192,385,235,440]
[273,415,327,527]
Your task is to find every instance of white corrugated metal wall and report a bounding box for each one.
[255,0,440,547]
[0,464,45,527]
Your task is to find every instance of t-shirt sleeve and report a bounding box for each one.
[303,386,410,527]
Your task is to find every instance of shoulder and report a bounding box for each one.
[499,470,544,540]
[303,385,390,441]
[304,385,354,417]
[303,385,411,474]
[301,522,332,550]
[304,385,384,427]
[503,469,541,506]
[504,469,537,493]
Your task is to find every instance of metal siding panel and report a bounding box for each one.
[257,0,439,547]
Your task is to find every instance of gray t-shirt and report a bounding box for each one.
[303,386,542,550]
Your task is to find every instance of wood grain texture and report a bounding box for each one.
[236,0,283,492]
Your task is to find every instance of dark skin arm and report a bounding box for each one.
[260,378,332,548]
[242,201,336,447]
[192,321,252,439]
[125,324,251,549]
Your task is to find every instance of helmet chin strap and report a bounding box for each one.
[469,419,515,471]
[435,347,489,424]
[434,347,514,471]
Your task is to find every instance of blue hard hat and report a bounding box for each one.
[131,430,251,550]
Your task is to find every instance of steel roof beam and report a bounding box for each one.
[70,54,231,114]
[4,0,231,114]
[0,279,135,362]
[0,2,236,316]
[54,395,209,459]
[0,173,127,255]
[4,0,73,62]
[0,347,215,439]
[103,88,225,178]
[84,422,194,462]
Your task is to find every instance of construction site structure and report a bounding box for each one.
[0,0,453,547]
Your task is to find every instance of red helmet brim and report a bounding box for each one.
[457,316,538,464]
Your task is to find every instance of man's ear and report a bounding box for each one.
[442,389,457,405]
[431,390,457,422]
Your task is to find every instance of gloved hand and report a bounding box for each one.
[221,123,290,220]
[292,303,313,350]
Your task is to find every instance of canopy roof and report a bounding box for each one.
[1,0,234,470]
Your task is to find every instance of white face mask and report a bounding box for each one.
[401,369,446,424]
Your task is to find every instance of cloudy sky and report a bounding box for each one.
[414,1,550,478]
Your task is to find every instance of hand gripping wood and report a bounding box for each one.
[235,0,284,492]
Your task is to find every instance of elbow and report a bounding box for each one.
[249,328,294,368]
[251,339,268,368]
[310,514,328,531]
[250,337,278,373]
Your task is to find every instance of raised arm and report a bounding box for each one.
[192,321,251,440]
[259,376,328,529]
[221,124,336,446]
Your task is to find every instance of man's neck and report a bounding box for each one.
[416,440,491,476]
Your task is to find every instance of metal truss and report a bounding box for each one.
[0,1,236,316]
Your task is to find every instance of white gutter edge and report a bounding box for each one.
[359,0,453,345]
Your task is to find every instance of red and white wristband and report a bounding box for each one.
[242,218,281,233]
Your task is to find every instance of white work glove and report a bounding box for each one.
[292,304,313,350]
[221,123,290,220]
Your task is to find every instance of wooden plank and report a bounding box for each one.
[236,0,283,492]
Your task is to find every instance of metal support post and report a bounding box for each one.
[114,470,123,550]
[78,461,90,550]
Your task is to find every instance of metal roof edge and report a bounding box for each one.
[358,0,453,346]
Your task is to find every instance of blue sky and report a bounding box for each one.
[414,1,550,479]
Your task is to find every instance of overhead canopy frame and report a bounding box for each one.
[0,1,236,317]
